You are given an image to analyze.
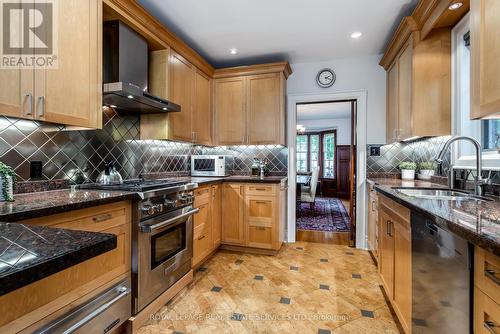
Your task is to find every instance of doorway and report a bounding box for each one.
[286,90,367,249]
[294,101,357,245]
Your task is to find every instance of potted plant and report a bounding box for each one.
[0,162,15,202]
[418,161,435,180]
[399,161,417,180]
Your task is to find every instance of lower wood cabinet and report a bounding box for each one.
[475,247,500,333]
[367,184,379,261]
[192,184,222,268]
[378,195,411,334]
[222,183,284,252]
[221,183,246,245]
[0,201,132,333]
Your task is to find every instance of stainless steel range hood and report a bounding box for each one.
[103,20,180,113]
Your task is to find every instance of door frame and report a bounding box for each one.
[286,90,368,249]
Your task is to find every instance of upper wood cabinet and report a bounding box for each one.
[214,62,291,146]
[141,49,213,144]
[0,0,102,128]
[471,0,500,119]
[214,77,246,145]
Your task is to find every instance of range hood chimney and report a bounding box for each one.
[102,20,180,113]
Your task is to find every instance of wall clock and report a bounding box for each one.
[316,68,336,88]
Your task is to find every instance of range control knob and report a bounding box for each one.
[153,204,164,213]
[141,205,153,215]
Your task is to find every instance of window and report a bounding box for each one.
[323,132,336,178]
[296,135,308,172]
[310,134,319,169]
[452,14,500,169]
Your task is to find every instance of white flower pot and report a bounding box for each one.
[418,169,435,180]
[401,169,415,180]
[0,175,14,201]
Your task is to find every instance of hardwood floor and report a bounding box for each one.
[296,230,350,245]
[136,242,398,333]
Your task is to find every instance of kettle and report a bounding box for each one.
[96,162,123,185]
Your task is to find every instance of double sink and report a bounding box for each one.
[393,187,493,202]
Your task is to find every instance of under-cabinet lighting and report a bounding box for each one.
[127,95,134,99]
[448,2,463,10]
[351,32,363,39]
[230,48,238,55]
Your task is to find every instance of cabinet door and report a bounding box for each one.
[475,287,500,334]
[37,0,102,128]
[169,51,193,142]
[245,195,276,249]
[379,209,395,300]
[397,40,413,140]
[214,77,246,145]
[393,218,411,334]
[192,70,212,145]
[386,62,399,143]
[471,0,500,119]
[211,184,222,248]
[221,183,245,245]
[246,73,283,145]
[193,223,212,267]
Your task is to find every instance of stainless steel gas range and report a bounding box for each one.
[82,179,198,314]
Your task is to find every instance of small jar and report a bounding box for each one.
[251,158,260,176]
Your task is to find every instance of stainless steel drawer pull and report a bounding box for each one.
[255,226,266,231]
[254,188,267,191]
[197,235,206,241]
[37,96,45,117]
[255,201,268,204]
[25,93,33,115]
[485,269,500,286]
[92,214,113,223]
[484,321,497,334]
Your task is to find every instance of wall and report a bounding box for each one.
[299,118,351,145]
[287,55,387,144]
[0,109,288,183]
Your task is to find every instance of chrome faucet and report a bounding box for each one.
[435,136,487,196]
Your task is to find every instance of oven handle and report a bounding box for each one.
[140,208,199,233]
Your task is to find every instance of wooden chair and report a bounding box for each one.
[300,167,319,210]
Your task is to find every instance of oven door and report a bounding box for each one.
[137,207,197,312]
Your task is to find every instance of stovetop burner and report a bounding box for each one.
[80,178,188,192]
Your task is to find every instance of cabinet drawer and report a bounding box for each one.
[193,201,210,228]
[247,197,275,224]
[247,225,274,249]
[246,184,277,196]
[475,287,500,334]
[476,247,500,303]
[193,223,211,266]
[194,186,211,202]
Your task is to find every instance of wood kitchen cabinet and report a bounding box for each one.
[382,18,452,143]
[367,183,379,261]
[141,49,213,144]
[471,0,500,119]
[222,183,284,253]
[474,247,500,333]
[378,195,411,334]
[214,62,290,146]
[0,201,131,333]
[0,0,102,128]
[192,184,223,268]
[221,183,246,245]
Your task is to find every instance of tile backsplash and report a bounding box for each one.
[367,136,452,176]
[0,109,288,183]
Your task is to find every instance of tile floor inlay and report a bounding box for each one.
[319,284,330,290]
[136,242,399,333]
[320,258,329,263]
[254,275,264,281]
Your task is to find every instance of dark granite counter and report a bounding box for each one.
[0,189,139,222]
[0,222,116,296]
[368,178,500,256]
[161,175,288,186]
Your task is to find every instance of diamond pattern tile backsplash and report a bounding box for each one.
[0,109,288,183]
[367,136,453,176]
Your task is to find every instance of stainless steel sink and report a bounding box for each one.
[392,187,492,201]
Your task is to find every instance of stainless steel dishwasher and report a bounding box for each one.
[412,213,473,334]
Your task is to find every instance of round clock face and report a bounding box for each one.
[316,69,336,88]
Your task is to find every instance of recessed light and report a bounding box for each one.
[127,95,134,99]
[230,48,238,55]
[109,105,117,108]
[351,31,363,39]
[162,107,167,111]
[448,2,463,10]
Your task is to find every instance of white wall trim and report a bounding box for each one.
[286,89,368,249]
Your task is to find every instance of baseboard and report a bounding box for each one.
[126,270,193,333]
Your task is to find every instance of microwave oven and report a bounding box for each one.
[191,155,227,177]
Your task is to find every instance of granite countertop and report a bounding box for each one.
[368,178,500,256]
[186,175,287,186]
[0,189,139,222]
[0,222,116,296]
